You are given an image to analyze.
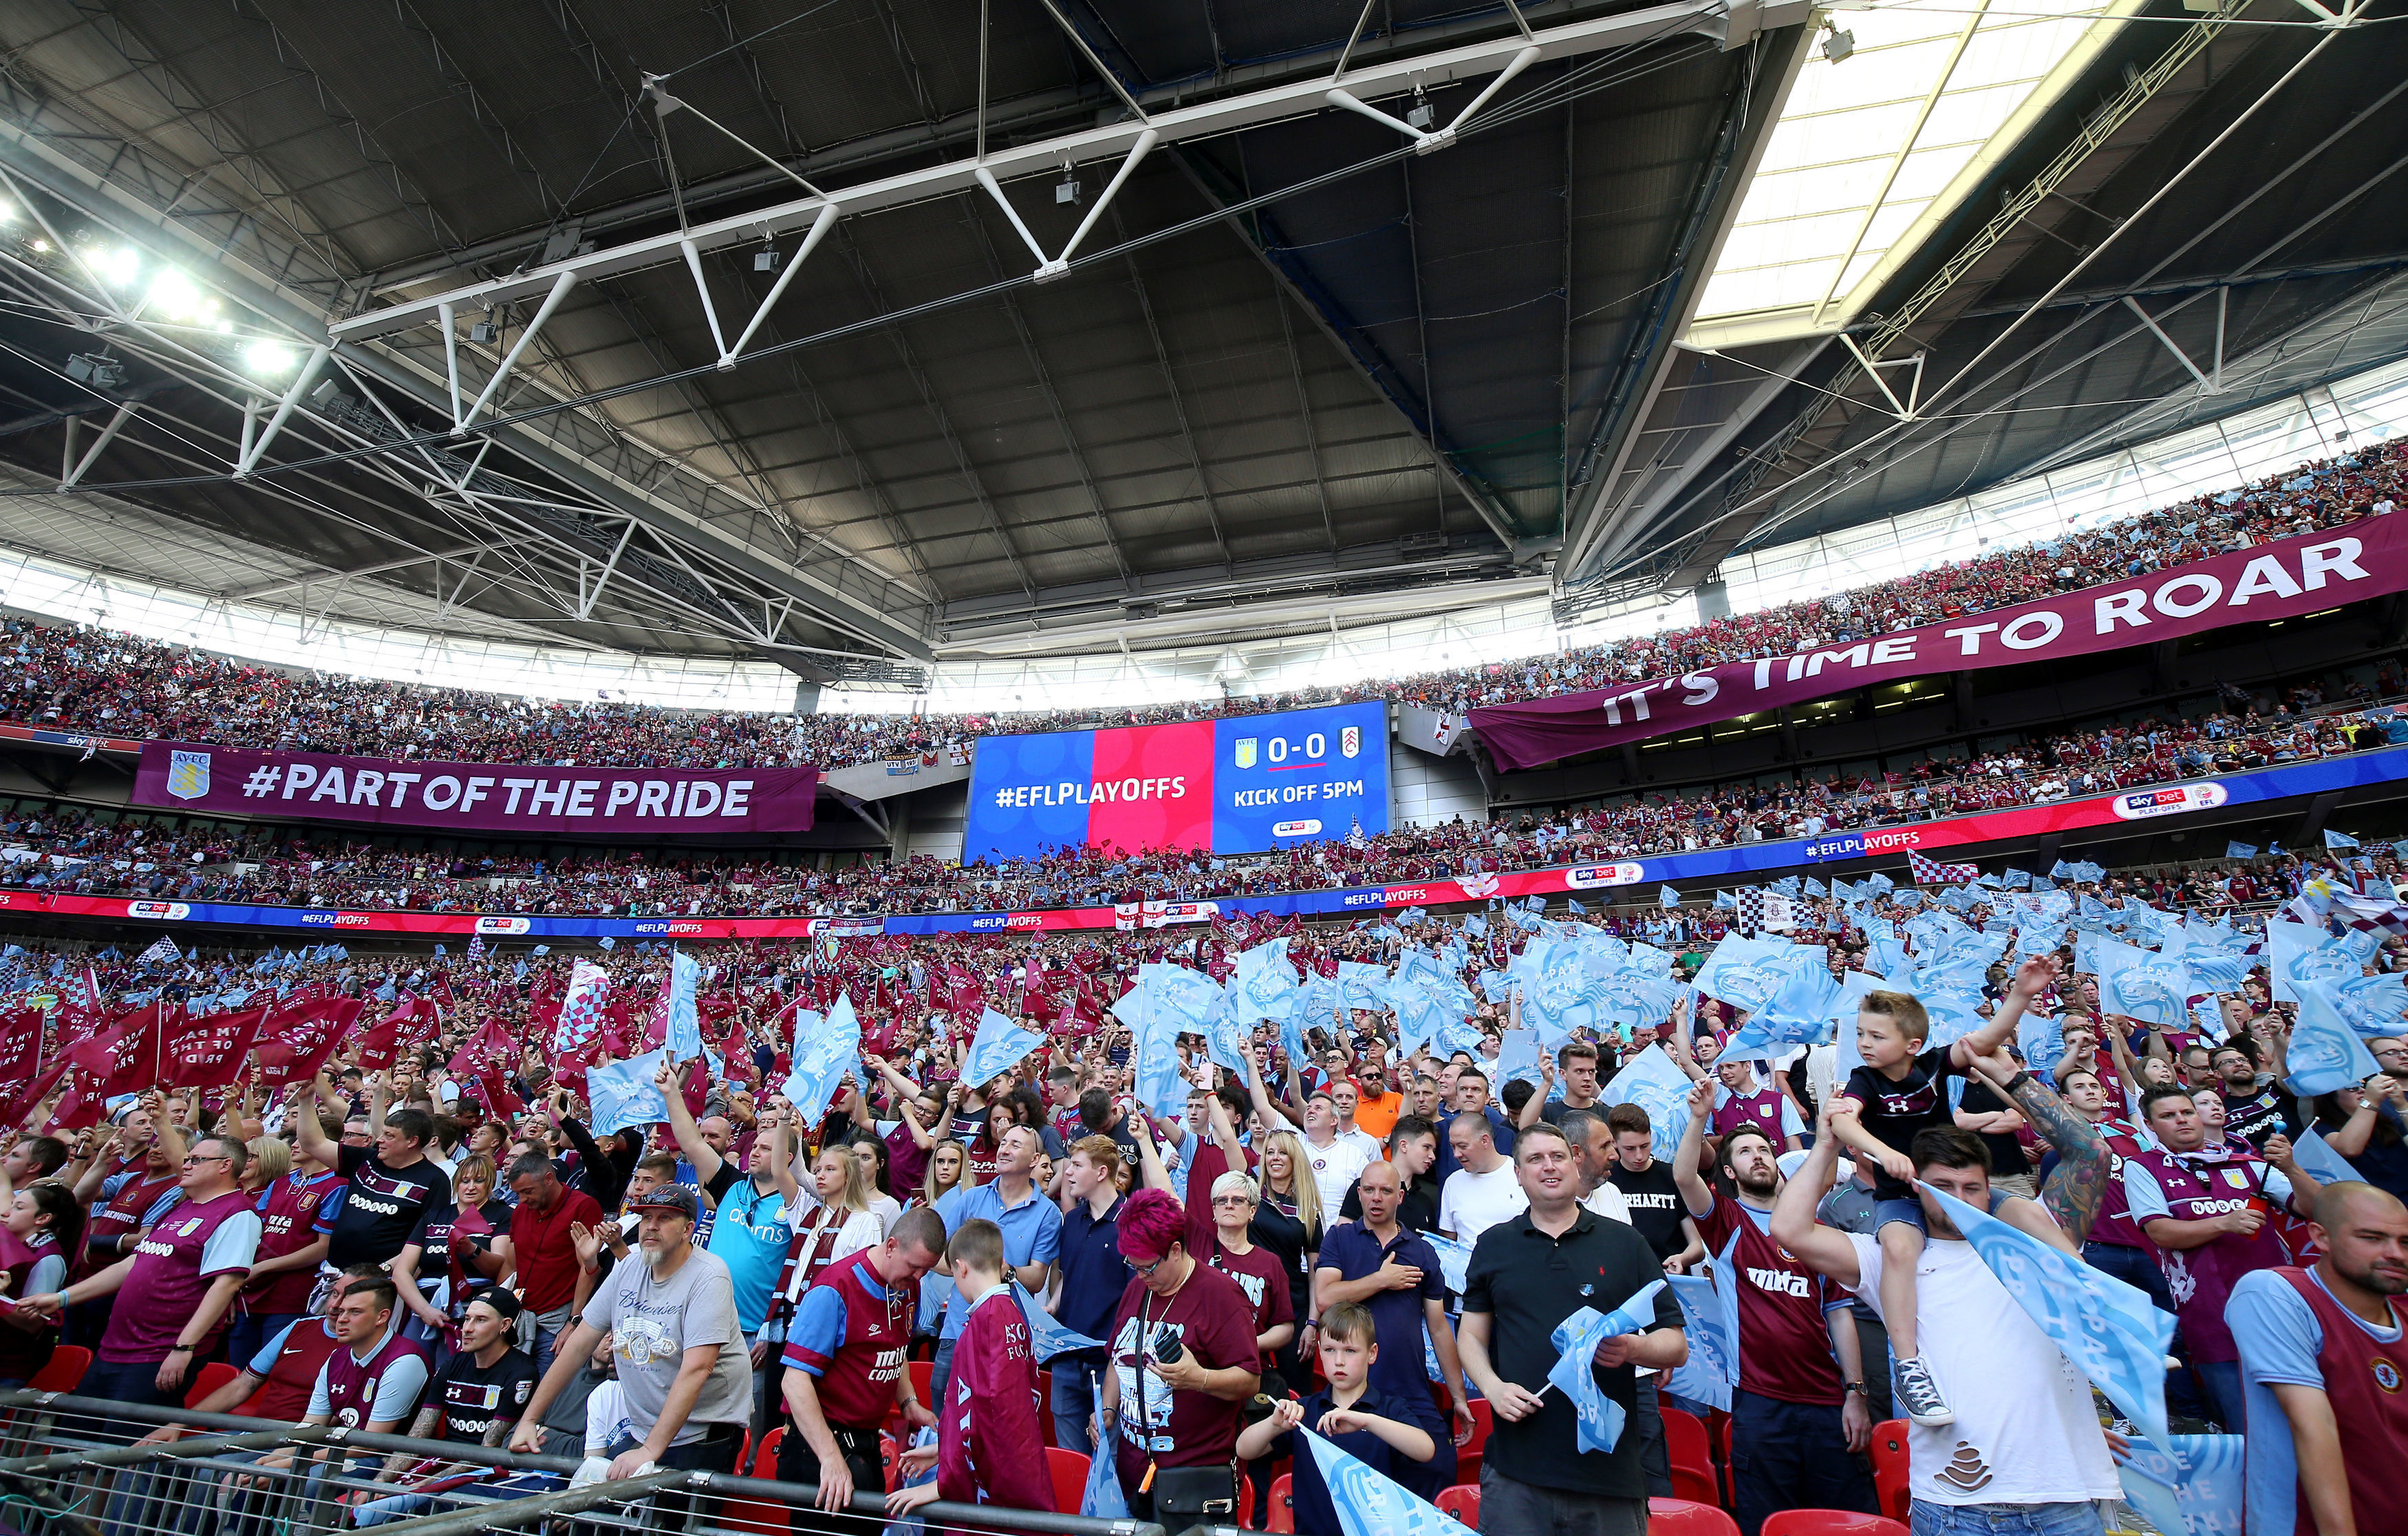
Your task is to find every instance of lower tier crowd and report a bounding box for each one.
[0,845,2398,1536]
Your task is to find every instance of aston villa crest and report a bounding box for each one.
[166,749,211,800]
[1234,738,1257,769]
[1340,725,1361,758]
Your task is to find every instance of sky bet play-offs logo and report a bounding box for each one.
[963,701,1388,861]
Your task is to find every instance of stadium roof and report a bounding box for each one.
[0,0,2399,687]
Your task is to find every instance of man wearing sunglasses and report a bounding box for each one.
[23,1133,260,1408]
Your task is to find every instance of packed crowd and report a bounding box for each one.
[4,696,2400,920]
[0,838,2401,1536]
[0,439,2400,775]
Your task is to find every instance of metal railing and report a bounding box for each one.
[0,1391,1165,1536]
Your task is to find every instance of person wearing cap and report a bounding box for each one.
[510,1184,753,1521]
[350,1290,541,1525]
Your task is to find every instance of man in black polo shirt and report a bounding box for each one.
[299,1072,452,1269]
[1460,1121,1686,1536]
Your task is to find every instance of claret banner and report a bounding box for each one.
[1471,519,2408,771]
[133,743,819,834]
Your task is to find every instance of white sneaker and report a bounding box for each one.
[1895,1355,1956,1427]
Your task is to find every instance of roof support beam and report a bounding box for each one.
[332,0,1753,341]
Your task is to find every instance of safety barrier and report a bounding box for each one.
[0,1391,1163,1536]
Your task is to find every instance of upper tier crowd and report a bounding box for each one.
[0,838,2402,1536]
[0,436,2400,774]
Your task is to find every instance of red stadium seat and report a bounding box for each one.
[1435,1484,1481,1526]
[1454,1451,1482,1489]
[1662,1407,1721,1506]
[182,1362,238,1409]
[1461,1398,1494,1458]
[1651,1497,1742,1536]
[1868,1420,1911,1524]
[1038,1369,1055,1447]
[1761,1512,1912,1536]
[909,1360,933,1415]
[1047,1446,1089,1515]
[722,1427,787,1534]
[1267,1472,1294,1533]
[25,1347,89,1394]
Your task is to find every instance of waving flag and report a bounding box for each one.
[1661,1235,1741,1412]
[1919,1182,2174,1448]
[2226,841,2259,860]
[587,1048,671,1133]
[2326,828,2361,850]
[1301,1429,1476,1536]
[2286,983,2383,1098]
[1547,1279,1670,1453]
[783,992,861,1122]
[1659,885,1681,908]
[1604,1045,1692,1162]
[665,950,702,1059]
[962,1006,1044,1088]
[2290,1127,2363,1186]
[2116,1434,2244,1536]
[1011,1281,1105,1362]
[554,959,612,1057]
[1908,849,1979,884]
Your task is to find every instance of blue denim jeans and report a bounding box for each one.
[1910,1499,2105,1536]
[1051,1350,1106,1456]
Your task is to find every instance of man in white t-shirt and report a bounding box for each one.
[1296,1087,1377,1218]
[1439,1111,1529,1243]
[1772,1053,2122,1536]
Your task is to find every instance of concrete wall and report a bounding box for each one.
[905,781,968,862]
[1393,745,1487,828]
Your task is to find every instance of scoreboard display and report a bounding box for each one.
[963,701,1389,861]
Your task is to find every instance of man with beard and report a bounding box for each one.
[510,1186,753,1524]
[1675,1080,1875,1536]
[2228,1182,2408,1535]
[2211,1039,2301,1149]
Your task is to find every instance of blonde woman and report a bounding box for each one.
[1252,1129,1323,1380]
[391,1153,513,1350]
[763,1144,884,1351]
[907,1137,972,1217]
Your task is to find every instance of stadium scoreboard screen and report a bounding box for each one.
[963,701,1390,860]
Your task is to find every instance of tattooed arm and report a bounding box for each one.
[1967,1044,2109,1252]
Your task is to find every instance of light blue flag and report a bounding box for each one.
[2287,984,2383,1097]
[1660,1233,1741,1411]
[1547,1279,1670,1453]
[1690,935,1803,1012]
[1494,1029,1544,1089]
[2116,1434,2244,1536]
[1660,885,1681,908]
[1010,1281,1104,1362]
[2226,842,2259,860]
[2290,1127,2363,1186]
[1721,959,1844,1063]
[782,993,861,1122]
[1419,1231,1475,1294]
[1301,1429,1475,1536]
[1080,1409,1130,1518]
[2326,828,2361,850]
[1604,1046,1693,1162]
[588,1049,671,1133]
[963,1006,1044,1088]
[1917,1182,2175,1448]
[665,949,702,1060]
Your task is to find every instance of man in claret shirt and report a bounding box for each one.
[2228,1182,2408,1536]
[1675,1082,1875,1536]
[27,1131,260,1409]
[887,1218,1051,1519]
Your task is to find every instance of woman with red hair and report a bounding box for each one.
[1096,1187,1262,1525]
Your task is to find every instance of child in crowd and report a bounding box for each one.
[1826,957,2058,1427]
[1237,1302,1434,1536]
[889,1217,1050,1517]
